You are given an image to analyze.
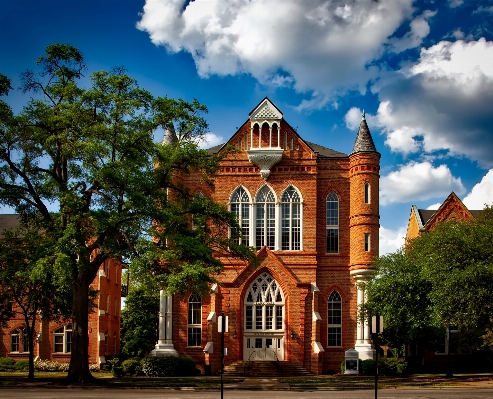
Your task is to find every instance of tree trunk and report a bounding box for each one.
[66,272,96,383]
[26,324,35,380]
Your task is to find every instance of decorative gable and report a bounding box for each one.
[250,98,282,121]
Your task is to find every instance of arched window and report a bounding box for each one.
[10,329,19,352]
[255,186,276,250]
[364,182,370,204]
[54,324,72,353]
[188,293,202,347]
[244,272,284,331]
[328,291,342,347]
[230,186,250,246]
[326,191,339,253]
[281,186,301,250]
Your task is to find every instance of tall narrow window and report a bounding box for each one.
[364,233,370,252]
[326,191,339,253]
[281,186,301,250]
[53,324,72,353]
[114,298,118,316]
[22,329,29,352]
[364,182,370,204]
[230,186,250,246]
[104,333,108,354]
[113,332,117,354]
[106,294,110,313]
[255,186,275,250]
[188,293,202,347]
[328,291,342,347]
[10,329,19,352]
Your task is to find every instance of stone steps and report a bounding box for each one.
[223,360,314,377]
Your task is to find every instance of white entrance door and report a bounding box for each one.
[244,336,284,361]
[243,273,285,361]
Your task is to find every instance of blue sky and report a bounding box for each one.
[1,0,493,254]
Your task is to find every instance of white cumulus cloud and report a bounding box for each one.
[137,0,418,108]
[374,38,493,167]
[197,132,224,149]
[462,169,493,210]
[380,161,465,205]
[379,225,406,255]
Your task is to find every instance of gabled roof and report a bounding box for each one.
[412,192,483,232]
[206,98,349,157]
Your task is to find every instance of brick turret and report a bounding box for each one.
[349,112,380,272]
[348,111,380,360]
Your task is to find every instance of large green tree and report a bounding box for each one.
[0,44,254,383]
[365,207,493,356]
[0,223,72,379]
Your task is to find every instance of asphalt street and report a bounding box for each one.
[1,389,493,399]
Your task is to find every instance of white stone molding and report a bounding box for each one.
[310,282,320,293]
[350,268,376,360]
[312,311,322,322]
[313,341,325,353]
[203,342,213,353]
[207,311,216,322]
[247,148,283,180]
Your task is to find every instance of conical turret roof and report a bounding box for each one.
[351,112,376,154]
[162,123,177,146]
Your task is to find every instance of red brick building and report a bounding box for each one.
[153,98,380,374]
[0,214,123,366]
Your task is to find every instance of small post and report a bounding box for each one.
[372,315,383,399]
[218,312,228,399]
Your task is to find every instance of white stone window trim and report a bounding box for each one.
[229,185,253,247]
[364,182,371,204]
[327,291,343,348]
[280,185,304,251]
[244,272,285,332]
[53,324,72,353]
[187,293,202,347]
[326,191,340,254]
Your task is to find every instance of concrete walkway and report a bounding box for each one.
[226,377,289,390]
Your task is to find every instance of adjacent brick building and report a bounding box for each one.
[0,214,123,366]
[155,98,381,374]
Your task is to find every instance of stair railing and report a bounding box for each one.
[245,351,256,376]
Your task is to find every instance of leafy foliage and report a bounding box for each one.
[366,207,493,351]
[141,356,197,377]
[120,287,159,357]
[0,44,255,383]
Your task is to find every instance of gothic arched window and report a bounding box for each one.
[187,293,202,347]
[244,272,284,331]
[328,291,342,347]
[230,186,250,246]
[281,186,301,250]
[326,191,339,253]
[255,186,276,250]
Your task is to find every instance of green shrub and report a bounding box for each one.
[107,357,120,368]
[0,358,16,371]
[340,360,345,374]
[102,364,112,372]
[111,366,124,377]
[360,359,376,375]
[122,358,142,376]
[14,360,30,371]
[141,356,197,377]
[177,357,198,376]
[379,357,408,376]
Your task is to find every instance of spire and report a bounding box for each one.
[351,111,376,154]
[162,123,177,146]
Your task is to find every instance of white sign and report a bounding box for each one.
[218,315,229,333]
[371,316,384,333]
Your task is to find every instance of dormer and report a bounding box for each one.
[246,98,284,180]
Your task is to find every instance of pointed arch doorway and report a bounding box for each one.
[243,272,285,361]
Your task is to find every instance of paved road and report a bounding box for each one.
[2,389,493,398]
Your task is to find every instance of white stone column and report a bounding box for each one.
[350,269,375,360]
[269,124,272,147]
[151,290,178,357]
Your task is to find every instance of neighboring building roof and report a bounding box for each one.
[351,114,377,154]
[406,192,484,242]
[0,214,20,238]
